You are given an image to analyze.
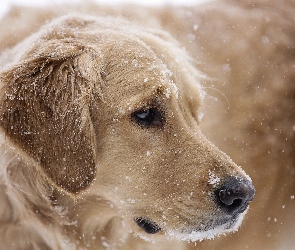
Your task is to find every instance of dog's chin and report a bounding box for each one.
[167,212,247,242]
[134,210,247,243]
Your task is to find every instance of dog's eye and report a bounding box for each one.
[132,107,163,127]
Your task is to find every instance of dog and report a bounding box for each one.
[0,7,256,250]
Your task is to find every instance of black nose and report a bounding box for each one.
[215,177,255,215]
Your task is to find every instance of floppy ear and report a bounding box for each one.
[0,40,102,194]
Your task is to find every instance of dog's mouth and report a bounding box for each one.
[134,212,244,239]
[196,214,242,232]
[135,217,161,234]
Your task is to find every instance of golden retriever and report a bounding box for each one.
[1,0,294,249]
[0,5,256,250]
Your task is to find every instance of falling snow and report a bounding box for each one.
[208,170,220,186]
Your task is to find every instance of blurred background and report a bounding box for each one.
[0,0,209,18]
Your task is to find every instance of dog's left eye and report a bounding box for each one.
[132,107,163,127]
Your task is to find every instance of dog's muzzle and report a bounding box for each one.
[134,177,255,235]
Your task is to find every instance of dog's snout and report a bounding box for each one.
[216,178,255,215]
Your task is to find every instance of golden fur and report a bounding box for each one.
[0,0,294,249]
[0,12,254,249]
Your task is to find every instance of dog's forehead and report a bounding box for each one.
[100,37,180,107]
[38,16,203,110]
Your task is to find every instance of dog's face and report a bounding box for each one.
[0,16,254,242]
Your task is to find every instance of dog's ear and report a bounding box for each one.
[0,40,102,194]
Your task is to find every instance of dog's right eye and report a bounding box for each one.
[132,107,163,128]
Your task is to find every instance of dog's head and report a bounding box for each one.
[0,15,254,242]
